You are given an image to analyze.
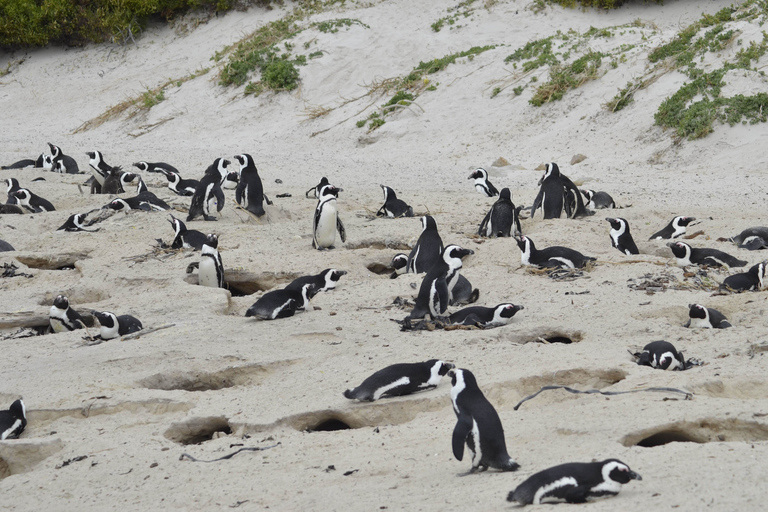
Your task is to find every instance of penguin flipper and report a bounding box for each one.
[718,320,732,328]
[562,175,591,218]
[214,185,225,212]
[478,210,491,236]
[434,278,450,316]
[563,485,590,504]
[452,414,473,461]
[337,217,346,243]
[235,182,245,206]
[530,188,544,219]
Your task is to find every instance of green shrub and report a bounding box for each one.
[261,59,300,90]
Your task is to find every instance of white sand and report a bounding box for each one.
[2,0,768,509]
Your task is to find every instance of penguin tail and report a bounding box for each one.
[247,205,265,217]
[343,389,355,399]
[468,288,480,304]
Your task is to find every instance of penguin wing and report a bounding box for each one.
[487,181,499,196]
[433,278,450,316]
[337,216,346,243]
[214,185,225,212]
[562,175,591,218]
[235,181,245,205]
[530,187,545,218]
[452,413,473,461]
[478,209,492,236]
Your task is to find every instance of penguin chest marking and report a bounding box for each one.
[533,476,578,505]
[315,201,338,247]
[469,419,482,467]
[1,419,23,440]
[687,316,712,329]
[199,253,221,287]
[373,376,410,400]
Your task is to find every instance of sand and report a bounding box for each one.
[2,0,768,509]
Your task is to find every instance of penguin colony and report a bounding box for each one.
[2,147,767,508]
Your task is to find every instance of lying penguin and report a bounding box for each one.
[344,360,454,401]
[685,304,731,329]
[0,399,27,440]
[632,340,687,371]
[92,311,143,340]
[449,303,523,328]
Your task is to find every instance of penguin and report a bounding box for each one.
[450,368,520,474]
[245,283,317,320]
[119,172,140,193]
[449,303,524,328]
[1,156,40,169]
[507,459,641,505]
[222,171,239,190]
[312,184,346,249]
[306,177,329,199]
[48,143,80,174]
[168,214,208,250]
[450,274,480,306]
[635,340,686,371]
[49,295,86,333]
[720,261,766,292]
[477,187,521,237]
[606,217,639,255]
[285,268,347,293]
[12,188,55,212]
[234,153,266,217]
[731,227,768,250]
[377,185,414,218]
[649,216,695,240]
[0,399,27,440]
[685,304,731,329]
[0,239,14,252]
[188,158,228,221]
[667,240,747,268]
[85,150,113,193]
[406,216,443,274]
[468,168,499,197]
[408,245,473,320]
[57,212,100,232]
[132,161,181,175]
[581,189,616,209]
[41,154,53,171]
[101,166,126,194]
[199,234,225,288]
[105,198,152,212]
[92,310,143,340]
[390,253,409,279]
[140,167,198,196]
[0,204,24,215]
[344,360,455,402]
[5,177,21,202]
[531,163,591,219]
[515,235,595,269]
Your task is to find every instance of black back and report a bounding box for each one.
[406,216,443,273]
[235,154,265,217]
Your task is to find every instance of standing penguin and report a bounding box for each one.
[606,217,639,255]
[245,283,317,320]
[516,235,595,269]
[720,261,766,292]
[48,143,80,174]
[234,153,266,217]
[0,399,27,440]
[92,311,143,340]
[450,368,520,474]
[188,158,228,222]
[685,304,731,329]
[581,189,616,209]
[477,187,521,237]
[667,241,747,268]
[344,360,455,402]
[85,150,113,193]
[12,188,55,212]
[312,184,346,249]
[649,216,695,240]
[468,168,499,197]
[377,185,414,218]
[634,340,686,371]
[531,163,591,219]
[168,214,208,250]
[199,234,225,288]
[406,216,443,273]
[49,295,86,333]
[507,459,641,505]
[408,245,473,320]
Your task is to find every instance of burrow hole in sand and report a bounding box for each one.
[184,269,300,297]
[622,418,768,447]
[164,416,233,445]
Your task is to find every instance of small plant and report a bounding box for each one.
[314,18,369,34]
[309,50,324,59]
[261,59,300,91]
[491,86,501,98]
[430,0,477,32]
[530,51,603,106]
[513,86,524,96]
[244,82,265,96]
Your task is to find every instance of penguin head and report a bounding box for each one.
[752,261,767,289]
[673,216,695,228]
[667,241,691,259]
[9,399,26,420]
[234,154,254,171]
[449,368,477,390]
[538,162,560,185]
[321,269,347,289]
[204,233,219,250]
[12,189,31,205]
[42,154,53,170]
[515,235,533,252]
[106,199,129,211]
[92,310,118,329]
[4,178,19,192]
[421,215,437,232]
[47,143,60,157]
[53,295,70,310]
[498,303,524,319]
[688,304,708,320]
[443,245,473,266]
[467,168,487,181]
[132,162,149,172]
[318,184,342,200]
[380,184,395,201]
[434,361,455,376]
[86,151,103,164]
[581,189,594,201]
[605,217,623,230]
[120,172,138,185]
[602,459,642,484]
[499,187,512,201]
[391,253,408,271]
[168,214,185,235]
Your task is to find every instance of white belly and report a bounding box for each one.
[315,205,338,248]
[199,257,219,288]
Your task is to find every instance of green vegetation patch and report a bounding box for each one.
[313,18,369,33]
[551,0,664,8]
[431,0,477,32]
[530,51,603,106]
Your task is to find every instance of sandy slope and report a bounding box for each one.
[2,0,768,510]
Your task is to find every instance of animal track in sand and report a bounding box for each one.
[137,360,298,392]
[622,418,768,447]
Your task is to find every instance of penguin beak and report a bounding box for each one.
[628,471,642,481]
[666,242,677,248]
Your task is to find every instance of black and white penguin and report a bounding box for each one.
[285,268,347,293]
[48,143,80,174]
[132,161,181,175]
[0,239,14,252]
[41,154,53,171]
[685,304,731,329]
[477,187,521,237]
[667,240,747,268]
[720,261,766,292]
[120,172,140,193]
[450,368,520,474]
[606,217,639,255]
[406,215,443,273]
[581,189,616,209]
[312,184,346,249]
[507,459,641,505]
[449,303,524,328]
[91,310,143,340]
[101,166,126,194]
[515,235,595,269]
[12,188,55,212]
[234,153,266,217]
[531,163,591,219]
[635,340,686,371]
[49,295,86,333]
[245,283,317,320]
[305,176,329,199]
[5,177,21,202]
[199,234,225,288]
[450,274,480,306]
[649,216,695,240]
[468,168,499,197]
[390,253,409,279]
[222,171,239,190]
[105,198,151,212]
[344,360,455,402]
[408,245,473,320]
[188,158,228,221]
[57,212,99,232]
[168,214,208,250]
[0,399,27,440]
[1,155,43,169]
[85,150,113,192]
[143,167,198,196]
[731,227,768,250]
[377,185,414,218]
[0,204,24,215]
